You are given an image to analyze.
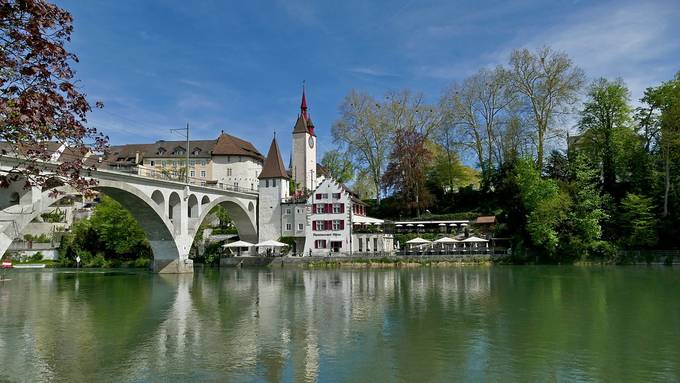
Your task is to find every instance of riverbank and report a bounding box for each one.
[218,254,498,268]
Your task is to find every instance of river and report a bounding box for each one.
[0,266,679,382]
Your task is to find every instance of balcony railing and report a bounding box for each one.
[104,165,257,194]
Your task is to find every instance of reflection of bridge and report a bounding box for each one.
[0,155,258,273]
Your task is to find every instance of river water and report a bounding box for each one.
[0,266,679,382]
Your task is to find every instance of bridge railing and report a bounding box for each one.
[105,165,258,194]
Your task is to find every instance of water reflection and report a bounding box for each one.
[1,267,679,382]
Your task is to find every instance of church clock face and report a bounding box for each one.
[308,136,314,148]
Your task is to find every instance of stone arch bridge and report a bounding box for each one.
[0,156,258,273]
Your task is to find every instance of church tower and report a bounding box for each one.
[291,87,317,192]
[258,136,290,241]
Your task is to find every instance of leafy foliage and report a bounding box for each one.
[59,195,151,266]
[0,0,107,191]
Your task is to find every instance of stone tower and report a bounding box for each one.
[291,87,317,192]
[257,136,289,241]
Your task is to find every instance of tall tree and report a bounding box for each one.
[320,150,353,184]
[440,67,514,186]
[509,46,585,170]
[577,78,633,197]
[641,73,680,217]
[332,90,392,204]
[383,129,433,217]
[0,0,107,190]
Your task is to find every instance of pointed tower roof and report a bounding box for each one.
[292,86,316,136]
[301,87,308,120]
[258,137,289,179]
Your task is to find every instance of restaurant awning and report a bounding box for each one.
[405,237,431,244]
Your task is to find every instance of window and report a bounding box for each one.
[265,180,269,187]
[161,160,166,166]
[374,238,378,251]
[200,171,206,178]
[286,208,291,215]
[251,183,254,190]
[172,161,177,167]
[315,193,321,200]
[332,193,341,199]
[190,160,195,166]
[315,240,327,249]
[190,170,195,177]
[322,193,329,199]
[298,223,303,231]
[201,160,207,166]
[234,182,238,189]
[359,239,363,252]
[315,221,324,231]
[332,204,342,214]
[315,204,324,214]
[227,168,232,176]
[272,179,277,187]
[150,160,155,166]
[286,223,292,231]
[332,220,341,231]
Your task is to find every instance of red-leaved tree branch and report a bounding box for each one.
[0,0,108,192]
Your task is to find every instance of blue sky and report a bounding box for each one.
[59,0,680,159]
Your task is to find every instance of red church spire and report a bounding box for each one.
[300,83,309,120]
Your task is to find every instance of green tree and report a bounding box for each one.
[641,73,680,217]
[578,78,633,197]
[60,195,151,266]
[515,158,569,257]
[617,193,658,249]
[320,150,354,184]
[558,155,608,260]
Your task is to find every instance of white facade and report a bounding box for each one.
[292,130,316,191]
[257,177,289,242]
[212,155,262,192]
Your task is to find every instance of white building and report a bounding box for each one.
[257,90,394,256]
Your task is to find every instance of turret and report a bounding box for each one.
[258,136,289,241]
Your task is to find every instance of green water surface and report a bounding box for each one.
[0,266,678,382]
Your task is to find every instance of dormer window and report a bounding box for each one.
[173,146,186,156]
[157,147,166,155]
[192,148,202,156]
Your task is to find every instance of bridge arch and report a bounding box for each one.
[194,196,257,243]
[187,194,199,218]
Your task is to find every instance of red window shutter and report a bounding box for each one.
[325,220,331,230]
[326,203,332,213]
[316,193,321,200]
[312,221,316,231]
[340,204,345,213]
[340,220,345,230]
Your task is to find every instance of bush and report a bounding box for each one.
[132,258,151,268]
[23,233,51,243]
[28,252,43,262]
[589,241,618,262]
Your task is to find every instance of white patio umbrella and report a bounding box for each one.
[405,237,431,244]
[222,240,254,256]
[433,237,458,243]
[255,239,287,247]
[462,236,489,249]
[222,240,254,248]
[255,239,288,256]
[416,224,425,227]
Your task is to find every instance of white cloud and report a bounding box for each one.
[511,1,680,100]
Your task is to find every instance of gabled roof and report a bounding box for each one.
[258,137,289,179]
[212,133,264,161]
